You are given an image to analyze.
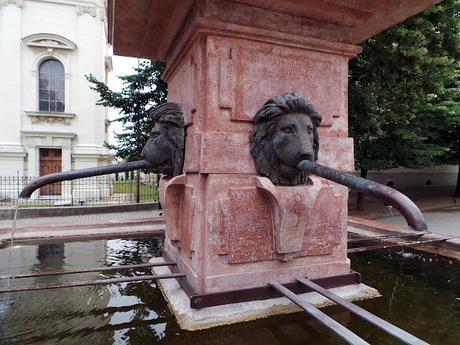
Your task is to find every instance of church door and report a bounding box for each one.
[39,148,62,195]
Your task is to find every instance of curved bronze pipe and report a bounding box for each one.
[19,160,152,199]
[297,160,428,231]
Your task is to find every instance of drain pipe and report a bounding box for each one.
[297,160,428,232]
[19,160,152,199]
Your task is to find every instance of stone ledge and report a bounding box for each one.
[151,257,380,331]
[25,111,76,118]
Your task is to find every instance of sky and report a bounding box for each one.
[106,55,142,145]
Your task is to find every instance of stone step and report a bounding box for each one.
[0,222,165,247]
[0,216,165,233]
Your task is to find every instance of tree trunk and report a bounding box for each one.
[356,168,368,210]
[454,165,460,198]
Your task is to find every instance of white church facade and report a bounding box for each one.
[0,0,112,198]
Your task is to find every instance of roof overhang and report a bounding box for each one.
[108,0,441,60]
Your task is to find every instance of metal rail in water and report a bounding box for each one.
[347,236,451,254]
[297,160,428,231]
[269,282,370,345]
[271,278,429,345]
[0,262,176,279]
[0,261,181,293]
[296,277,429,345]
[348,232,429,244]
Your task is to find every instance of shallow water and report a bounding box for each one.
[0,237,458,345]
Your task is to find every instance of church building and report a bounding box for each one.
[0,0,112,197]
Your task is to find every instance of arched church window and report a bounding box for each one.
[39,59,65,112]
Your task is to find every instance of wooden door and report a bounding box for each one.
[39,148,62,195]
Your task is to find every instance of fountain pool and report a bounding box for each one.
[0,236,458,345]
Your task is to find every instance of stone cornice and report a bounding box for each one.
[22,33,77,51]
[0,144,26,156]
[0,0,23,8]
[21,130,77,138]
[163,16,362,81]
[26,111,76,125]
[25,111,76,118]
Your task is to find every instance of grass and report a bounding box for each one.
[113,181,158,202]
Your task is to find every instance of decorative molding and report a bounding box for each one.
[0,0,23,8]
[76,5,97,17]
[26,111,76,125]
[22,33,77,51]
[0,144,26,156]
[21,130,77,138]
[105,56,113,72]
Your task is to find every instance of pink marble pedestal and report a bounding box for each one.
[107,0,439,329]
[156,1,361,296]
[109,0,440,300]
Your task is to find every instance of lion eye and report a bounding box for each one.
[281,127,293,134]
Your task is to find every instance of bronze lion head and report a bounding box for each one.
[140,102,185,177]
[250,92,322,185]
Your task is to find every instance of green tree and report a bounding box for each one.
[349,0,460,205]
[86,60,167,161]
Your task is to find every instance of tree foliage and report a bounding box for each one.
[349,0,459,176]
[87,60,167,161]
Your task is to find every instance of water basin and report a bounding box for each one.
[0,237,458,345]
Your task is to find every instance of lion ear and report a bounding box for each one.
[147,107,156,119]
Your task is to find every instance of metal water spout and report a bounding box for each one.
[297,160,428,232]
[19,102,186,199]
[19,160,152,199]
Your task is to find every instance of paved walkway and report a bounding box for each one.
[1,185,458,236]
[0,210,162,228]
[349,186,459,237]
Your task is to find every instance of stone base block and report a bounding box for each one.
[150,257,380,331]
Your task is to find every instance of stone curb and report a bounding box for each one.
[0,202,160,219]
[0,216,165,233]
[348,216,460,260]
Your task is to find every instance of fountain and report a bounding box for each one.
[14,0,443,342]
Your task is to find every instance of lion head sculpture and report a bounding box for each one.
[140,102,185,177]
[250,92,322,186]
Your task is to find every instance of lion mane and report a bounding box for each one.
[250,92,322,185]
[148,102,185,177]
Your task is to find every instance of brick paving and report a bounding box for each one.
[0,209,162,227]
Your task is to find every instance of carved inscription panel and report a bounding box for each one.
[219,187,274,264]
[216,43,348,126]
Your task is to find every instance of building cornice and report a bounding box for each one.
[0,144,26,156]
[0,0,23,8]
[26,111,76,125]
[22,33,77,51]
[25,111,76,118]
[21,130,77,138]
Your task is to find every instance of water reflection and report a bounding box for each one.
[0,237,458,345]
[37,244,65,265]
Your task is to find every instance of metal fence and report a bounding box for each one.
[0,171,159,208]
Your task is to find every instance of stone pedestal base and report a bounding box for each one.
[151,257,380,331]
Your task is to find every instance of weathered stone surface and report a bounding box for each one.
[201,133,256,174]
[110,0,440,60]
[144,0,438,297]
[152,256,381,331]
[220,187,274,263]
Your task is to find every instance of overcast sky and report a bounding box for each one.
[106,55,142,145]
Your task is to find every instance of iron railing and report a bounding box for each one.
[0,171,159,208]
